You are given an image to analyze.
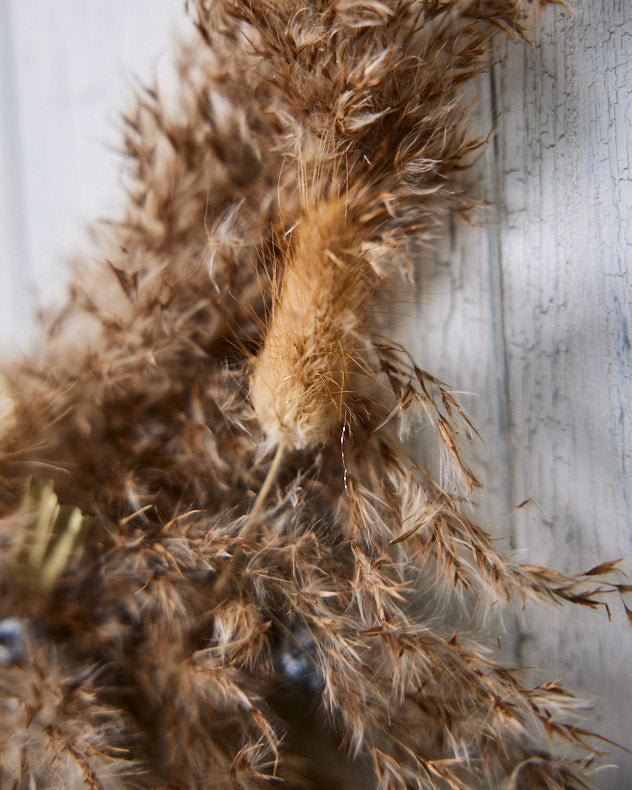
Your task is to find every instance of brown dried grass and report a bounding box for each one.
[0,1,625,788]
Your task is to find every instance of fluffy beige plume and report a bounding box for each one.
[251,199,370,449]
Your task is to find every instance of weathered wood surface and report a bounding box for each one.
[413,4,632,786]
[0,2,630,786]
[496,8,632,787]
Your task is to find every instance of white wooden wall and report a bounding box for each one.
[408,4,632,786]
[0,2,630,787]
[0,0,184,353]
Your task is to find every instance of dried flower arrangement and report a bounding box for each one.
[0,1,628,788]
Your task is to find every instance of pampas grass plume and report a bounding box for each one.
[0,1,628,788]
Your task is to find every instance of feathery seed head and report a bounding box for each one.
[251,200,371,449]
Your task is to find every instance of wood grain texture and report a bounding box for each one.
[496,5,632,786]
[0,1,630,786]
[406,3,632,786]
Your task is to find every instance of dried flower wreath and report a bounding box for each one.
[0,1,628,788]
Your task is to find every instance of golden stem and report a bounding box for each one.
[251,441,286,514]
[214,442,287,600]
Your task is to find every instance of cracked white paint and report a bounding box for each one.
[406,4,631,786]
[494,7,632,786]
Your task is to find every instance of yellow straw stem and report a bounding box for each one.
[251,441,286,514]
[214,442,287,600]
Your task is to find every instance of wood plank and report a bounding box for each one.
[398,3,631,786]
[0,1,31,354]
[493,3,632,786]
[1,0,181,352]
